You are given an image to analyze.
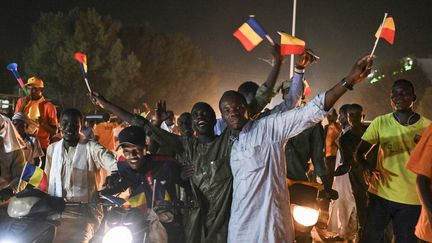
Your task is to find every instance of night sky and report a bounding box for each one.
[1,0,431,112]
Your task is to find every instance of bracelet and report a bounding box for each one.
[340,79,354,90]
[294,67,305,74]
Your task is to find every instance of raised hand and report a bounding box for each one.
[296,49,318,69]
[345,55,374,85]
[271,43,283,65]
[88,92,107,109]
[155,100,168,126]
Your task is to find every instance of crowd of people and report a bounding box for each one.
[0,46,431,243]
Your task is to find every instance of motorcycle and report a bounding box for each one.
[0,188,65,243]
[90,190,171,243]
[0,187,168,243]
[289,180,327,243]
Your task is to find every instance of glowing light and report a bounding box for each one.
[403,57,413,71]
[103,226,133,243]
[292,204,319,227]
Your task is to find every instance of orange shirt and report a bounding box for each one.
[94,122,117,152]
[15,97,58,149]
[325,122,342,157]
[406,124,432,242]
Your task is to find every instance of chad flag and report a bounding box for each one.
[279,32,305,55]
[375,17,395,45]
[233,17,267,51]
[21,162,48,192]
[73,52,88,74]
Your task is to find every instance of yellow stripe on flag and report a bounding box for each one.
[375,17,395,37]
[28,167,43,187]
[128,192,147,208]
[164,191,171,201]
[280,32,305,46]
[238,23,263,46]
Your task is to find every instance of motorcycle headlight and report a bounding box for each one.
[292,204,320,227]
[102,226,133,243]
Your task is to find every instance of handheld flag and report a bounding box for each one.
[20,162,48,192]
[127,184,148,209]
[233,16,271,51]
[6,63,29,96]
[375,17,395,45]
[73,52,92,93]
[278,32,306,55]
[370,13,395,57]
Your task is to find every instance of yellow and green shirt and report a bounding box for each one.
[362,113,431,205]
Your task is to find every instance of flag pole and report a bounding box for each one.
[151,179,157,209]
[370,13,388,57]
[289,0,297,78]
[17,162,28,192]
[79,64,92,93]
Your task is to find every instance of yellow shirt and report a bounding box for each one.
[362,113,431,205]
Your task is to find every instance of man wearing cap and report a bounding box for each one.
[15,76,58,169]
[12,112,44,164]
[104,126,184,243]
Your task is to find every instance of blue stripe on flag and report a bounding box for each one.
[246,17,267,38]
[21,163,36,181]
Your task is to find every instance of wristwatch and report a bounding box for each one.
[340,79,354,90]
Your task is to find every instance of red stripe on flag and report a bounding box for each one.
[379,28,395,45]
[280,44,305,55]
[233,30,256,52]
[39,173,48,192]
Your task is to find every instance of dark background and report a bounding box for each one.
[1,0,431,116]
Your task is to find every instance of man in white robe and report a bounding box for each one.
[45,108,117,243]
[221,56,373,243]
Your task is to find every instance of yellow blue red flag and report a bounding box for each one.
[233,17,267,51]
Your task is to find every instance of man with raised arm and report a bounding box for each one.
[221,55,372,243]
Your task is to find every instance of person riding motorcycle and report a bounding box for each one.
[103,126,185,243]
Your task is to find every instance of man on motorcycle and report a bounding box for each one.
[104,125,185,243]
[45,108,118,243]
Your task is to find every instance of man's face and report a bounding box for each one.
[192,107,215,135]
[12,120,26,139]
[338,112,349,128]
[61,114,81,145]
[178,114,193,137]
[390,84,415,112]
[347,111,363,127]
[28,86,43,100]
[220,97,248,131]
[122,144,146,170]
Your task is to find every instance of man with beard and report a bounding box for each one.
[222,55,373,243]
[45,108,117,243]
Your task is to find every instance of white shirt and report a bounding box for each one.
[228,93,327,243]
[46,139,117,202]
